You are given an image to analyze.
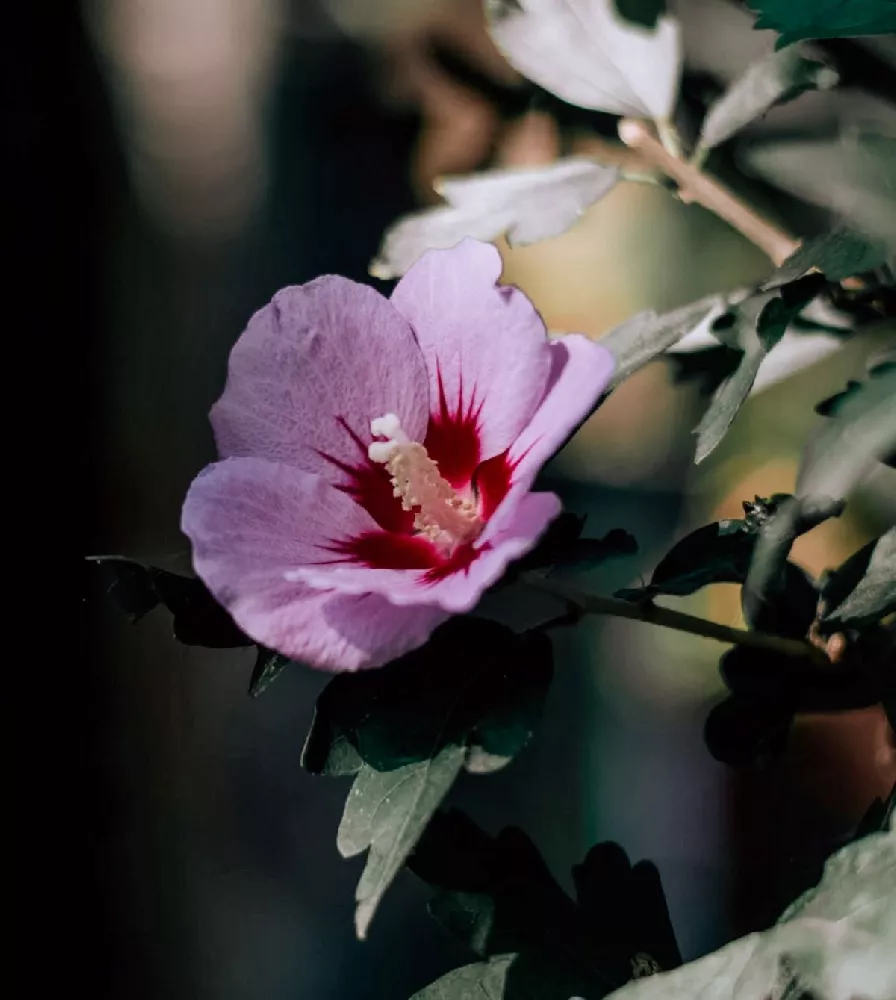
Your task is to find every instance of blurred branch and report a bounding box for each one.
[618,118,799,266]
[525,574,829,664]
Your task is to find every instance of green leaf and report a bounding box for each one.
[745,132,896,251]
[411,953,517,1000]
[248,647,293,697]
[747,0,896,47]
[694,281,821,462]
[301,618,552,774]
[601,293,726,386]
[371,159,619,279]
[696,48,837,156]
[770,230,888,285]
[87,556,251,648]
[821,529,896,632]
[338,745,467,939]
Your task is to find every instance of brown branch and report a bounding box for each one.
[618,118,799,267]
[525,574,829,665]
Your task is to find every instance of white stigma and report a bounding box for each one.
[368,412,482,550]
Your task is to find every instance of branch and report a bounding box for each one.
[618,118,799,267]
[525,574,829,665]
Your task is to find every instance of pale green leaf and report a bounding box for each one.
[485,0,681,121]
[337,745,467,939]
[371,158,618,279]
[697,48,838,156]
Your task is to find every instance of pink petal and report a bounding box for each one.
[391,239,553,472]
[507,334,615,490]
[234,585,448,672]
[181,456,448,670]
[211,277,429,532]
[292,488,562,613]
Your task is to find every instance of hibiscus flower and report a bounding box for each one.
[182,239,614,670]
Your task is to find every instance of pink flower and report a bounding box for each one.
[182,240,614,671]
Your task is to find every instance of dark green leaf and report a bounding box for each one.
[748,0,896,46]
[411,954,517,1000]
[601,294,725,386]
[615,0,666,29]
[409,810,679,995]
[770,230,888,285]
[337,745,467,939]
[696,48,837,156]
[301,618,552,773]
[821,529,896,632]
[665,344,743,396]
[615,519,756,601]
[694,282,820,462]
[87,556,250,648]
[300,708,363,776]
[88,555,160,619]
[248,647,293,697]
[466,631,553,774]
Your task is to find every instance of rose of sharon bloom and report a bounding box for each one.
[182,239,614,671]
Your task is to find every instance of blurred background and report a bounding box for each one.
[60,0,896,997]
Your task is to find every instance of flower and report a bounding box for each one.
[182,239,614,670]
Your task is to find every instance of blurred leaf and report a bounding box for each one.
[742,560,818,638]
[696,48,837,156]
[694,280,822,462]
[820,528,896,632]
[745,132,896,250]
[719,646,878,712]
[514,514,638,578]
[743,495,844,631]
[411,953,517,1000]
[248,647,293,698]
[602,293,725,386]
[747,0,896,47]
[338,746,467,939]
[854,783,896,839]
[770,230,888,285]
[798,363,896,499]
[87,556,251,648]
[371,159,619,279]
[301,618,552,774]
[485,0,682,120]
[409,809,679,998]
[704,694,794,769]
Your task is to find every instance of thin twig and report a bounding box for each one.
[525,574,829,665]
[618,118,799,267]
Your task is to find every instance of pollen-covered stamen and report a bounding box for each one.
[368,413,483,549]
